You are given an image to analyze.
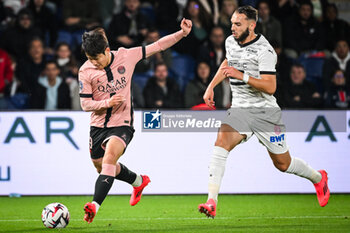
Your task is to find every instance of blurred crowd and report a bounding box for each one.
[0,0,349,110]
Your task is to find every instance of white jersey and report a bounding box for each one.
[225,34,279,108]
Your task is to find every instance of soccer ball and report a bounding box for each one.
[41,203,70,228]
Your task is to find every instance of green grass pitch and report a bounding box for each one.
[0,194,349,232]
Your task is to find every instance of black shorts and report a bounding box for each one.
[89,126,135,159]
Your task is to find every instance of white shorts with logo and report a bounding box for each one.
[222,108,288,154]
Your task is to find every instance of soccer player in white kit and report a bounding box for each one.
[198,6,330,218]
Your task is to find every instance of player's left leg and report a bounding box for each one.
[252,108,330,207]
[84,137,124,223]
[268,150,330,207]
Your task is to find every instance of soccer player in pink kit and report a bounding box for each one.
[79,19,192,223]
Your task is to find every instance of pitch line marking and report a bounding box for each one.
[0,216,348,222]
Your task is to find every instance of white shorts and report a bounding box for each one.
[222,108,288,154]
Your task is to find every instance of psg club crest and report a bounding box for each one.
[118,66,126,74]
[143,110,161,129]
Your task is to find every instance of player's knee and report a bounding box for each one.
[103,152,121,165]
[274,162,289,172]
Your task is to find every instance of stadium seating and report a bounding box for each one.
[298,55,325,93]
[132,72,151,90]
[140,6,156,24]
[169,52,196,91]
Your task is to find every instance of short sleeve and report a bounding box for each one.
[125,46,144,65]
[258,48,277,75]
[78,69,92,98]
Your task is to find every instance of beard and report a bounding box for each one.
[234,28,250,43]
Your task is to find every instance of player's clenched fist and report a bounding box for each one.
[108,94,126,108]
[203,87,215,109]
[221,66,241,79]
[180,18,192,37]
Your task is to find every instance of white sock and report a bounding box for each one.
[92,201,100,213]
[286,157,322,184]
[208,146,229,203]
[132,175,142,187]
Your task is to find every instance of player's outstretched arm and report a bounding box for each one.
[145,18,192,58]
[203,59,228,109]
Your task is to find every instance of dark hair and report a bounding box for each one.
[211,26,224,34]
[196,60,210,72]
[147,28,159,34]
[183,0,213,32]
[17,8,33,20]
[17,8,34,28]
[336,39,349,47]
[299,0,313,11]
[257,0,270,10]
[195,61,211,82]
[55,42,71,51]
[154,62,167,71]
[197,61,210,68]
[45,60,59,69]
[291,63,305,71]
[326,3,338,14]
[236,5,258,22]
[81,27,109,57]
[28,37,44,50]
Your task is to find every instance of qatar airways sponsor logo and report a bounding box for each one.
[97,77,127,93]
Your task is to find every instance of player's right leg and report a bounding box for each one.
[106,126,151,205]
[84,137,125,223]
[115,163,151,206]
[198,124,246,218]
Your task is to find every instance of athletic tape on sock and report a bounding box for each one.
[101,164,116,176]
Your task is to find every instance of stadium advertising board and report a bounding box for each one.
[0,110,349,195]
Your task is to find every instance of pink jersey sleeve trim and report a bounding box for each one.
[145,30,183,57]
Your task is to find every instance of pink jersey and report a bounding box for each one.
[79,47,143,128]
[79,30,184,128]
